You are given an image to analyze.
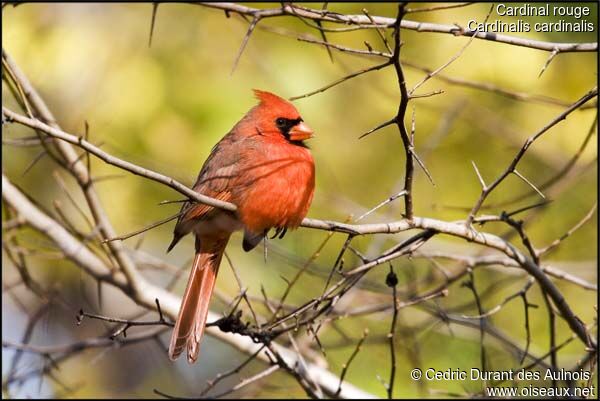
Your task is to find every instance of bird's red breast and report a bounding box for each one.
[230,91,315,233]
[234,135,315,233]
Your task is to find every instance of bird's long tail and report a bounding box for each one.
[168,235,229,363]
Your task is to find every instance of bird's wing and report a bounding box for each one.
[168,133,241,250]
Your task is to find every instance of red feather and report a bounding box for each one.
[167,90,315,363]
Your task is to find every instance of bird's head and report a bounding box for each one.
[250,89,314,144]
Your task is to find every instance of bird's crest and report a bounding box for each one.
[253,89,287,105]
[252,89,299,120]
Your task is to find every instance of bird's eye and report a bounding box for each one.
[275,118,286,127]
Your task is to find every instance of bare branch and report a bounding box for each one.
[195,3,597,52]
[466,86,598,225]
[391,3,414,219]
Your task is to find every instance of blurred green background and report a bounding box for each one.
[2,2,597,398]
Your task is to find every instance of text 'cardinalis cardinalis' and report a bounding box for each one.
[167,90,315,363]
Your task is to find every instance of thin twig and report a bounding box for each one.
[355,190,408,222]
[538,48,559,78]
[230,16,260,75]
[512,169,545,199]
[408,5,494,96]
[538,203,597,256]
[103,211,184,243]
[386,266,399,399]
[289,61,391,100]
[148,3,159,47]
[335,328,369,397]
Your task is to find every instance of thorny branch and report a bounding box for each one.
[194,2,597,52]
[466,86,598,226]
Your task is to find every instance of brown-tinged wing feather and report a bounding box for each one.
[168,132,242,252]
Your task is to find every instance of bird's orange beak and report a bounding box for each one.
[289,121,314,141]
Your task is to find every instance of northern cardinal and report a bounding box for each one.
[166,90,315,362]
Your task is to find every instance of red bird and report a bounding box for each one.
[167,90,315,362]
